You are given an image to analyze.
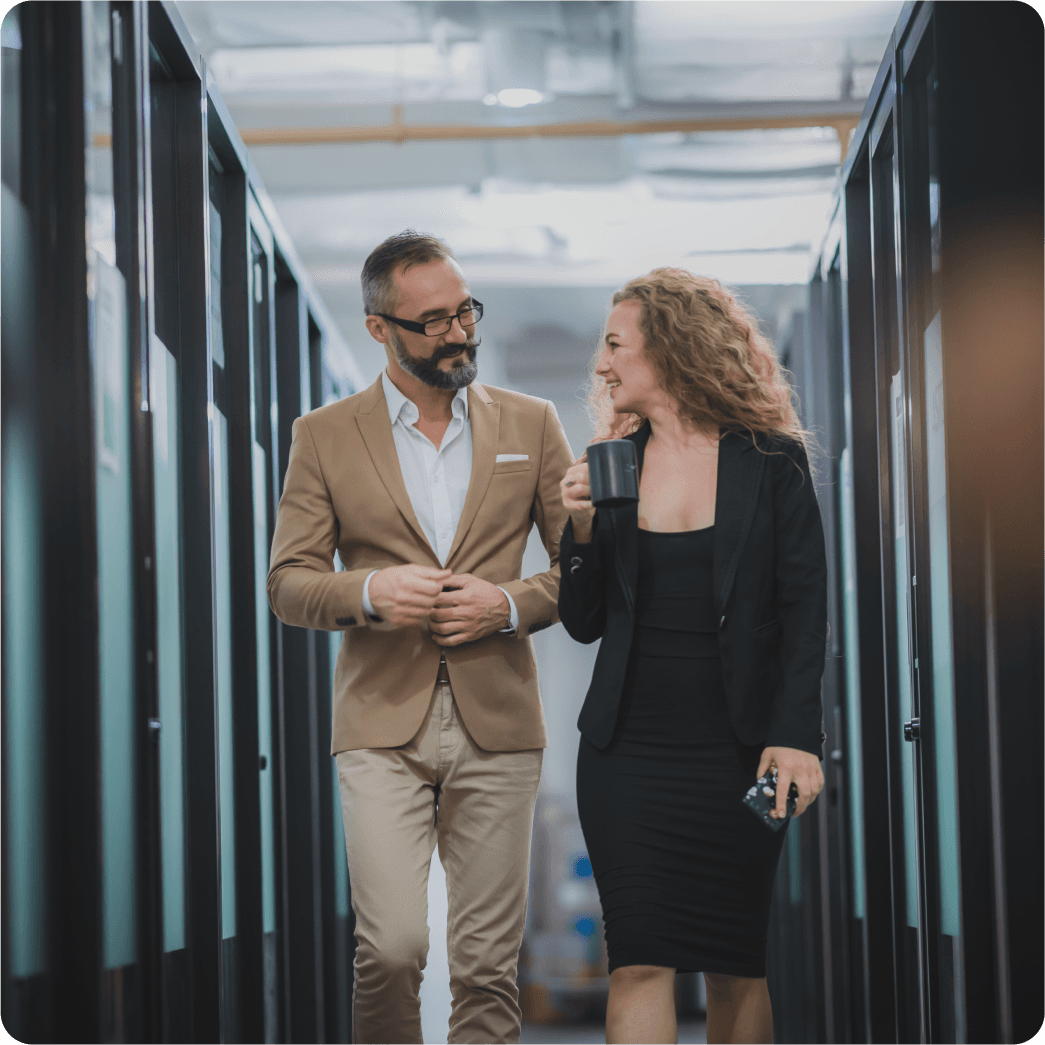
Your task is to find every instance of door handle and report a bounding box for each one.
[903,717,920,742]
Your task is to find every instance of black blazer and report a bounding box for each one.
[558,421,827,758]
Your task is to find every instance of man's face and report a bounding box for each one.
[385,258,479,390]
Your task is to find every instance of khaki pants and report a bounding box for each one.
[335,680,543,1044]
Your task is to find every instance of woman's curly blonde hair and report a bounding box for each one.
[587,268,808,451]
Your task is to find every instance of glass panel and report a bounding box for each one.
[839,446,867,919]
[248,226,278,940]
[2,7,21,197]
[330,630,349,920]
[250,241,268,435]
[148,47,178,353]
[209,199,225,368]
[94,258,136,968]
[84,0,137,969]
[153,341,187,952]
[2,417,46,978]
[2,185,46,971]
[254,442,276,933]
[923,312,960,937]
[214,408,236,939]
[84,1,115,266]
[3,6,44,976]
[890,372,918,929]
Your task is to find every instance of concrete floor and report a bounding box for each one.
[520,1018,708,1043]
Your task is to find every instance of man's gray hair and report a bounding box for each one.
[360,230,455,317]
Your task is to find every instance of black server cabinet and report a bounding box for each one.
[782,4,1044,1042]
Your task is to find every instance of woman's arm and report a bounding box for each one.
[558,517,607,643]
[557,458,607,643]
[765,441,829,756]
[759,440,828,817]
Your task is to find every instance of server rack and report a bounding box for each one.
[768,4,1043,1042]
[1,3,362,1042]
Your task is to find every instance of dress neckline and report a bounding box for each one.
[638,524,715,536]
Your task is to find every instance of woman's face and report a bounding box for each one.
[596,300,663,416]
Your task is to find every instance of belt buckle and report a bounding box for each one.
[436,653,451,683]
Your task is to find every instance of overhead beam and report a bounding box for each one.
[238,106,860,160]
[94,114,859,163]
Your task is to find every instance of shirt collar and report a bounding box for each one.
[381,369,469,428]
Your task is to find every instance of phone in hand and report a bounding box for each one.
[742,767,798,832]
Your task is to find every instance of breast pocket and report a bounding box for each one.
[492,460,533,475]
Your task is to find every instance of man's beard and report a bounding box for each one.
[391,328,479,390]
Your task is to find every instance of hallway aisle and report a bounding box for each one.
[521,1018,707,1043]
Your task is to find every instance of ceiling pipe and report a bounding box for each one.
[237,107,861,162]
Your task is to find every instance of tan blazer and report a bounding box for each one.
[267,376,575,754]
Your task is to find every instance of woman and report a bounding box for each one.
[558,269,827,1045]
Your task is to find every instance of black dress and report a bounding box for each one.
[576,525,788,977]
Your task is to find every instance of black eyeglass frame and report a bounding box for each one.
[377,300,484,337]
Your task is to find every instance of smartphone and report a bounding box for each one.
[742,767,798,832]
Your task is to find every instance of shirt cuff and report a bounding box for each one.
[362,569,381,621]
[497,587,519,634]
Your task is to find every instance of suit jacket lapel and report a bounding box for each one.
[712,431,765,615]
[446,383,499,565]
[354,377,438,561]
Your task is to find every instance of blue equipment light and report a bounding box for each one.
[573,917,597,937]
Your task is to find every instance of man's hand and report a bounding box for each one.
[757,745,824,820]
[368,564,452,627]
[429,574,511,647]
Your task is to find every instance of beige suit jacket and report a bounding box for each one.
[267,376,575,754]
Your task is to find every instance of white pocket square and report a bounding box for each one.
[496,453,529,462]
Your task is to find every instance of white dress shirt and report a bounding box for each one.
[361,371,518,631]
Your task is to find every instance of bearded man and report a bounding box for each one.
[267,231,573,1044]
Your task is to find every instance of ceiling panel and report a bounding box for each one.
[174,0,903,378]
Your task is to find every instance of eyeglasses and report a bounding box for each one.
[377,300,483,338]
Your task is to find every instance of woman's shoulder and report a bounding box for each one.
[721,427,805,457]
[723,429,812,483]
[762,432,808,460]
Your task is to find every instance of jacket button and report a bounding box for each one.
[570,556,582,574]
[336,616,356,627]
[719,615,726,628]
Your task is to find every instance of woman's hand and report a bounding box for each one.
[560,454,596,542]
[757,746,824,819]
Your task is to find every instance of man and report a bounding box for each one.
[267,231,574,1044]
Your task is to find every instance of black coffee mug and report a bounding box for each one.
[587,439,639,508]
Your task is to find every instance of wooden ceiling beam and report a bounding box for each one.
[238,105,861,152]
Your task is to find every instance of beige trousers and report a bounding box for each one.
[335,680,543,1045]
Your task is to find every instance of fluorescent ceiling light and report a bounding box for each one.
[483,28,551,108]
[490,88,548,108]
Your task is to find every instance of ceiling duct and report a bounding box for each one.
[480,1,563,108]
[482,28,551,108]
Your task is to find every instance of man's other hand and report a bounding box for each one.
[430,574,511,646]
[368,564,452,627]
